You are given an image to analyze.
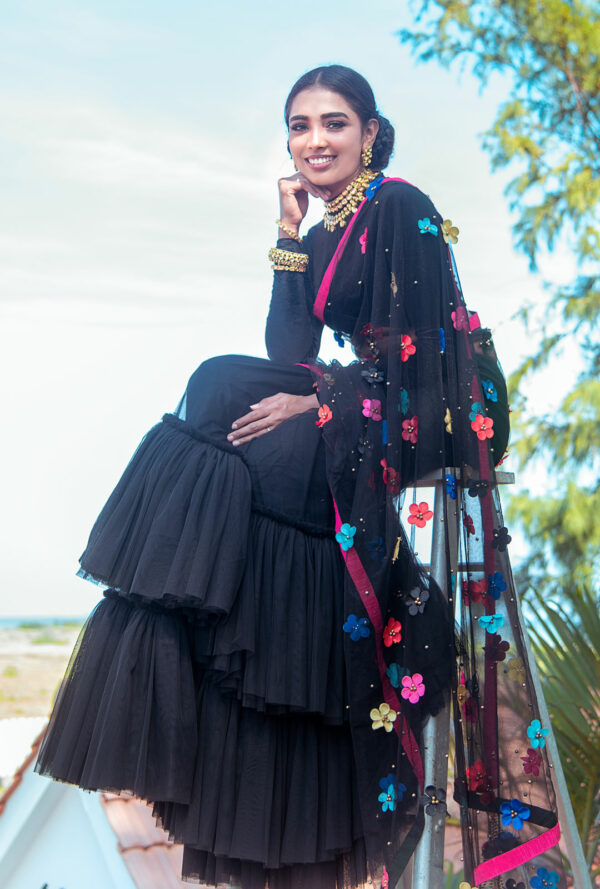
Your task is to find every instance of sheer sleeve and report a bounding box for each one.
[265,235,323,364]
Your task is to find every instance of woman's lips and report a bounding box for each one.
[305,155,335,170]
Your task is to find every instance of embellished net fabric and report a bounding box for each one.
[35,177,562,889]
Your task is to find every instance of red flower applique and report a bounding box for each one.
[316,404,332,427]
[471,414,495,440]
[521,748,543,777]
[380,459,400,494]
[475,776,497,806]
[401,416,418,443]
[383,617,402,647]
[463,514,476,536]
[466,759,487,791]
[407,501,433,528]
[400,334,416,362]
[359,227,368,254]
[464,697,479,723]
[462,578,487,605]
[484,632,510,662]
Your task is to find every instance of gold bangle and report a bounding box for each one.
[275,219,303,243]
[268,247,309,272]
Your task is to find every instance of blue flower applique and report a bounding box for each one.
[386,662,409,688]
[531,867,560,888]
[482,379,498,402]
[398,388,410,414]
[336,523,357,551]
[469,401,484,422]
[479,614,505,633]
[440,327,446,353]
[378,773,406,812]
[487,571,507,600]
[367,536,386,562]
[418,217,438,236]
[445,474,457,499]
[366,176,384,201]
[382,419,388,445]
[334,331,345,348]
[500,798,531,830]
[378,773,406,813]
[527,718,550,749]
[343,614,371,641]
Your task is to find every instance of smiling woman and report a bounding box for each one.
[34,64,561,889]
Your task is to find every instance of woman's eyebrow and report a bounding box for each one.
[289,112,351,122]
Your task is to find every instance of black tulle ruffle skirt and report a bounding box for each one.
[36,355,370,889]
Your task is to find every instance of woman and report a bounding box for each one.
[36,66,562,889]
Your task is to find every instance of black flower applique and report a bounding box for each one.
[506,880,526,889]
[423,785,447,817]
[481,831,520,859]
[361,365,385,385]
[491,526,512,551]
[357,435,372,455]
[468,479,490,499]
[405,587,430,616]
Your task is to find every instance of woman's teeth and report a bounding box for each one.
[307,157,334,166]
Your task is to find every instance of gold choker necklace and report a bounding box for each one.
[323,169,380,232]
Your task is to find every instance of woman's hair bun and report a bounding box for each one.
[372,114,394,170]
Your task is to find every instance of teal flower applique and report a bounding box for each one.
[482,379,498,402]
[336,523,356,551]
[386,662,408,688]
[527,718,550,749]
[469,401,484,421]
[398,388,410,414]
[418,217,438,236]
[479,614,505,633]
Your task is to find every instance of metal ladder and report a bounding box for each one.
[398,469,592,889]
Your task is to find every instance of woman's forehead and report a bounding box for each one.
[288,86,357,120]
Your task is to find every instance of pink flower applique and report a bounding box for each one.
[362,398,382,421]
[463,514,476,536]
[401,672,426,704]
[400,334,416,362]
[408,501,433,528]
[471,414,495,440]
[401,416,418,443]
[451,306,469,331]
[359,227,368,254]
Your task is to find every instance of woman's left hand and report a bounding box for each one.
[227,392,319,446]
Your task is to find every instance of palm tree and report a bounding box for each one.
[527,583,600,876]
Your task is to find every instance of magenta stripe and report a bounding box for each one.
[332,499,424,788]
[474,822,561,884]
[312,177,414,322]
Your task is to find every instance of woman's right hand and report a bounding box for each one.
[277,174,331,234]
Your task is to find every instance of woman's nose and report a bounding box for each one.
[307,126,327,149]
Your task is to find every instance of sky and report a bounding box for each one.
[0,0,573,617]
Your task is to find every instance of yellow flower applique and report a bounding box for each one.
[506,656,526,682]
[442,219,460,245]
[370,702,398,732]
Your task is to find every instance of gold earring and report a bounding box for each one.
[294,161,298,171]
[361,145,373,168]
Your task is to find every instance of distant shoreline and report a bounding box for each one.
[0,616,86,630]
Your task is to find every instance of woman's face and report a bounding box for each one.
[287,86,379,198]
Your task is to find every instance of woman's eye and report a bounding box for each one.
[290,124,308,132]
[327,121,345,129]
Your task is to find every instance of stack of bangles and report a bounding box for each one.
[268,247,309,273]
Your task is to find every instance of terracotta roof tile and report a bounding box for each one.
[100,792,188,888]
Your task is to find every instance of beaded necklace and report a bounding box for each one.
[323,168,380,232]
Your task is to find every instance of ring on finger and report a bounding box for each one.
[267,426,272,432]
